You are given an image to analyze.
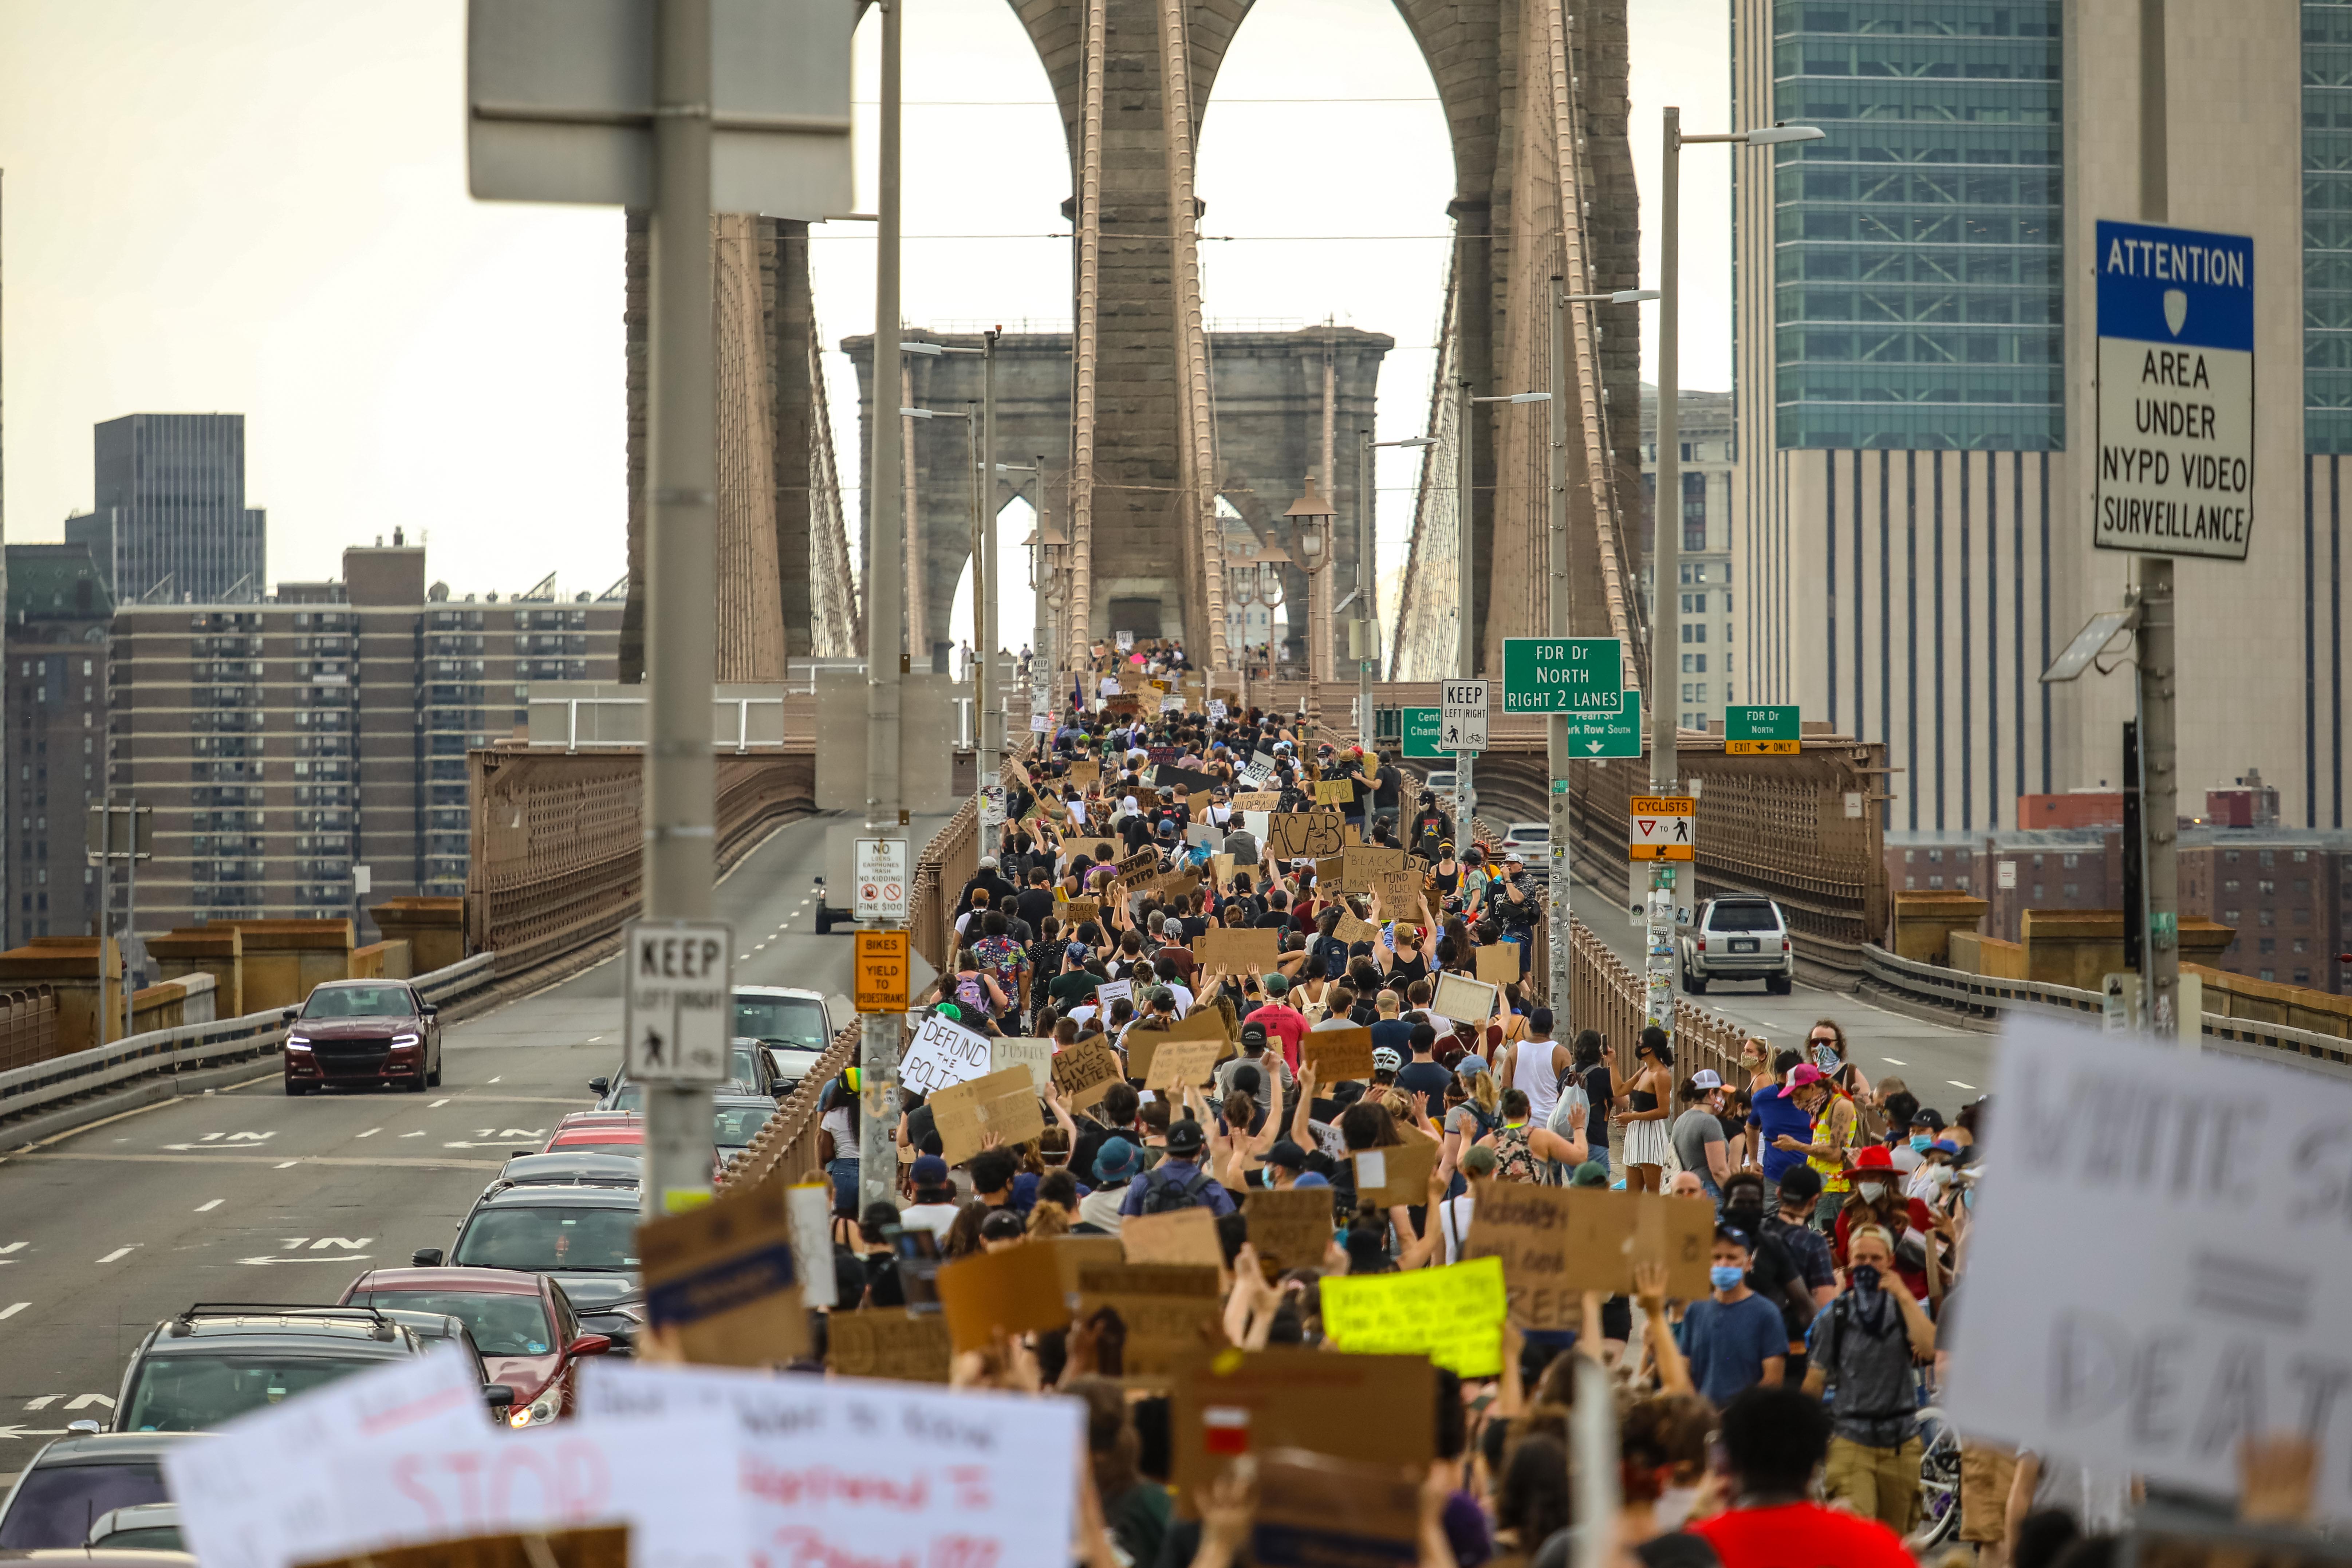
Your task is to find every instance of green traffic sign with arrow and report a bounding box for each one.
[1566,689,1642,758]
[1400,707,1449,759]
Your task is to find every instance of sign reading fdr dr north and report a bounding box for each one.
[2093,218,2253,562]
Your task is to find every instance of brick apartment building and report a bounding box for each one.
[5,544,117,946]
[108,540,622,940]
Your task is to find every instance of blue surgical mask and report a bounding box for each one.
[1910,1135,1933,1153]
[1709,1265,1745,1292]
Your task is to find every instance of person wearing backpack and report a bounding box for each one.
[1118,1116,1236,1217]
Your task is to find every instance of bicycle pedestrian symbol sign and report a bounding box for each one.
[1627,795,1695,862]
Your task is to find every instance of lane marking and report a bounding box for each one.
[96,1248,135,1264]
[1879,1057,1907,1066]
[0,1304,25,1320]
[1948,1080,1975,1090]
[429,1099,451,1108]
[0,1244,23,1255]
[354,1128,381,1139]
[487,1077,502,1084]
[275,1161,299,1169]
[65,1394,113,1410]
[400,1131,427,1138]
[239,1254,373,1266]
[17,1151,501,1171]
[23,1396,55,1410]
[195,1200,223,1213]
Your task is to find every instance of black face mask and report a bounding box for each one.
[1850,1263,1883,1294]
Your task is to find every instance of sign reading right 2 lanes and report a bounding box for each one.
[2093,218,2253,561]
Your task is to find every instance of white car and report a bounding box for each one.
[733,986,839,1090]
[1676,896,1795,994]
[1500,822,1549,878]
[1423,769,1458,795]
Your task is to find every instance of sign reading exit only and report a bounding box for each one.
[1725,706,1800,755]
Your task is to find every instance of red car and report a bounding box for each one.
[544,1112,645,1154]
[337,1266,610,1426]
[283,980,443,1095]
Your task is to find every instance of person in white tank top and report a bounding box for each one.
[1503,1008,1570,1126]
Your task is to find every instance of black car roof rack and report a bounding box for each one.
[169,1303,400,1339]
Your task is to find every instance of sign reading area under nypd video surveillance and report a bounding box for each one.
[2093,218,2254,561]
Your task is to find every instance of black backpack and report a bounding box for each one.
[1139,1163,1215,1214]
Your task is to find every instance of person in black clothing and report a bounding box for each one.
[1719,1169,1825,1367]
[1015,867,1056,932]
[1253,889,1294,930]
[1395,1021,1453,1102]
[1573,1029,1613,1175]
[953,856,1017,917]
[1369,751,1402,835]
[1409,794,1452,860]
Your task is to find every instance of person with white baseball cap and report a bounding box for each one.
[1674,1069,1734,1200]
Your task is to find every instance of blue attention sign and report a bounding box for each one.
[2092,218,2256,561]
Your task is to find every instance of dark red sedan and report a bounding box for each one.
[336,1265,610,1426]
[283,980,442,1095]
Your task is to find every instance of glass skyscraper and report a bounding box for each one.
[66,413,267,605]
[2308,0,2352,450]
[1764,1,2065,450]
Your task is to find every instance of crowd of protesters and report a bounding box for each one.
[794,640,2153,1568]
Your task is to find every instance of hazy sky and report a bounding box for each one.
[0,0,1730,606]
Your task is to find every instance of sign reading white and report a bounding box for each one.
[1947,1019,2352,1518]
[852,837,910,923]
[625,921,733,1084]
[898,1010,994,1095]
[578,1361,1082,1568]
[2093,218,2255,561]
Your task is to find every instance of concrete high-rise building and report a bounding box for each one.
[1640,387,1736,732]
[109,542,622,939]
[66,414,267,606]
[1728,1,2328,832]
[4,544,113,946]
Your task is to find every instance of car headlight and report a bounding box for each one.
[391,1032,421,1047]
[286,1036,312,1051]
[508,1397,558,1427]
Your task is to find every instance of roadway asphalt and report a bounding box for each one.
[0,809,941,1469]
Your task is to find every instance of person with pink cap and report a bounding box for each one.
[1770,1061,1859,1231]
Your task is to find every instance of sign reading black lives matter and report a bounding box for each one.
[2094,218,2254,561]
[1946,1018,2352,1520]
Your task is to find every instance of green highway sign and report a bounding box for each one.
[1725,704,1800,755]
[1401,707,1449,759]
[1502,638,1626,714]
[1568,689,1643,758]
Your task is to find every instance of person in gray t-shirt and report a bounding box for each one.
[1670,1070,1730,1198]
[1801,1224,1937,1533]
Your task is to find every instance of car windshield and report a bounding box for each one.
[729,1044,763,1083]
[608,1082,644,1111]
[99,1525,186,1550]
[735,996,830,1049]
[303,986,414,1019]
[350,1290,556,1356]
[454,1207,640,1273]
[122,1354,389,1432]
[713,1103,776,1148]
[1708,903,1781,933]
[0,1464,169,1549]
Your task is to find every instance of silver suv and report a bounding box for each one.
[1677,896,1794,994]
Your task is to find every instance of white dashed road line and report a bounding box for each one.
[95,1248,134,1264]
[1948,1080,1975,1090]
[275,1161,299,1169]
[354,1128,381,1139]
[429,1099,451,1108]
[195,1200,222,1213]
[1880,1057,1907,1066]
[0,1303,26,1320]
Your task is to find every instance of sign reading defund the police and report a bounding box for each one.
[2095,219,2254,561]
[624,920,733,1084]
[1947,1019,2352,1520]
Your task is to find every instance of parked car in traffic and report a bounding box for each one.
[0,1433,192,1549]
[412,1182,646,1356]
[1499,822,1550,879]
[732,988,836,1089]
[339,1265,613,1427]
[588,1037,776,1110]
[1675,895,1796,994]
[282,980,442,1095]
[543,1112,644,1154]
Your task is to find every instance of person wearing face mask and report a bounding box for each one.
[1675,1225,1787,1407]
[1832,1145,1937,1299]
[1767,1064,1857,1231]
[1805,1018,1871,1103]
[1802,1225,1937,1534]
[1906,1138,1961,1203]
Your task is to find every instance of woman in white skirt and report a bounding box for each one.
[1613,1027,1678,1193]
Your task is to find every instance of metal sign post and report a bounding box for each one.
[1441,678,1488,840]
[87,799,153,1044]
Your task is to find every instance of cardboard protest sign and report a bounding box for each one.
[991,1035,1056,1091]
[1314,854,1347,888]
[1431,972,1500,1022]
[577,1361,1083,1568]
[929,1065,1046,1166]
[1198,927,1282,974]
[1114,848,1161,882]
[1318,1257,1508,1376]
[1162,1006,1236,1046]
[1061,896,1101,928]
[1146,867,1202,903]
[1068,759,1100,788]
[1313,778,1354,806]
[1244,1186,1336,1273]
[826,1307,953,1383]
[1144,1035,1225,1091]
[1266,811,1348,860]
[1051,1033,1124,1111]
[1076,1261,1225,1380]
[1334,909,1379,945]
[1343,845,1407,887]
[1231,791,1280,811]
[1301,1024,1376,1083]
[934,1241,1072,1352]
[1170,1348,1436,1513]
[1350,1135,1441,1207]
[1122,1207,1225,1269]
[1460,1185,1712,1327]
[1047,1234,1126,1298]
[165,1347,741,1568]
[1250,1452,1425,1568]
[637,1178,809,1365]
[296,1526,629,1568]
[1475,943,1521,985]
[1210,853,1237,888]
[1944,1019,2352,1520]
[898,1012,994,1096]
[1189,791,1213,815]
[1095,977,1134,1010]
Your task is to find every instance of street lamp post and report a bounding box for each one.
[1648,112,1821,1028]
[1547,281,1658,1012]
[1357,433,1435,750]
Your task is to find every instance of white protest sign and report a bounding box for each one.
[578,1360,1082,1568]
[1095,978,1134,1010]
[1947,1019,2352,1518]
[1031,713,1052,733]
[991,1034,1056,1091]
[897,1011,994,1096]
[1242,810,1270,842]
[166,1348,744,1568]
[786,1181,836,1309]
